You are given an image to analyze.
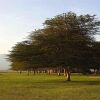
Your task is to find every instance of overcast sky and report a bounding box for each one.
[0,0,100,54]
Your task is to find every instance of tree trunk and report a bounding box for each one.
[66,67,71,81]
[64,67,71,81]
[33,70,35,75]
[48,70,50,74]
[63,68,66,76]
[19,70,22,74]
[58,72,61,76]
[27,70,30,76]
[57,68,61,76]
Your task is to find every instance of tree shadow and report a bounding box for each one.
[63,80,100,85]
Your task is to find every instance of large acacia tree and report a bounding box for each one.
[8,12,100,81]
[30,12,100,81]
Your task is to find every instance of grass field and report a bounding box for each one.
[0,72,100,100]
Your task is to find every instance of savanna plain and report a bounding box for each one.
[0,72,100,100]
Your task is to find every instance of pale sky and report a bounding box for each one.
[0,0,100,54]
